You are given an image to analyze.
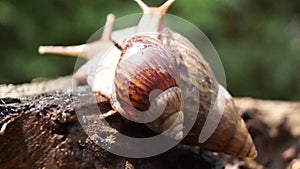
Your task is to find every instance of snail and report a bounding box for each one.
[38,0,257,158]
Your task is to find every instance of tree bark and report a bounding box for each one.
[0,76,299,169]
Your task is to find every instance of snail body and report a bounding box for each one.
[38,0,257,158]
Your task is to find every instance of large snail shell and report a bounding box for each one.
[165,32,257,158]
[112,36,184,140]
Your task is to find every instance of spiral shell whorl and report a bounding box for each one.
[146,87,184,140]
[167,35,257,158]
[113,36,184,139]
[182,85,257,158]
[200,92,257,158]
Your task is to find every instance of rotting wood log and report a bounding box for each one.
[0,76,299,169]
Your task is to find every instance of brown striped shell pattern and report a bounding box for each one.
[38,0,257,158]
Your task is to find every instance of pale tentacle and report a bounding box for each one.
[134,0,148,12]
[38,13,115,60]
[38,44,86,58]
[134,0,174,38]
[100,14,115,41]
[134,0,175,14]
[159,0,175,14]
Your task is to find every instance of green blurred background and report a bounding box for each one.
[0,0,299,100]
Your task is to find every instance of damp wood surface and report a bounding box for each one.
[0,76,299,169]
